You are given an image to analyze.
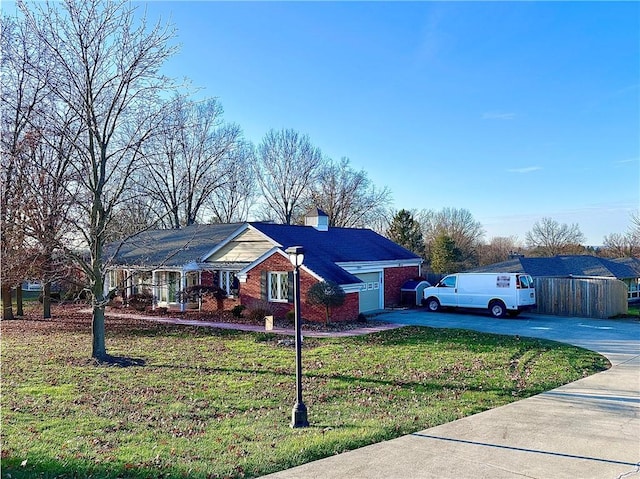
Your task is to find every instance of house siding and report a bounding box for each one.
[384,266,420,308]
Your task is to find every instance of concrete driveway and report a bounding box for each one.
[262,311,640,479]
[377,309,639,366]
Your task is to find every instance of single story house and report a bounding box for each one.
[105,209,423,322]
[470,255,640,301]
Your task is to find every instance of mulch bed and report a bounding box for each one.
[1,303,386,335]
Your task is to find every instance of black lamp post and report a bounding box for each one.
[286,245,309,428]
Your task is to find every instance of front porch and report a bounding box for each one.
[106,263,246,312]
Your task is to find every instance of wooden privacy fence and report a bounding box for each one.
[534,277,628,319]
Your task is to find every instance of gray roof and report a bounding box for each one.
[469,255,640,280]
[106,223,244,268]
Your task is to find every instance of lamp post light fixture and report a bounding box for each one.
[286,246,309,428]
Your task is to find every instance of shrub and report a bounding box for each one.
[231,304,246,318]
[178,285,226,304]
[128,292,154,311]
[307,280,346,325]
[247,308,272,323]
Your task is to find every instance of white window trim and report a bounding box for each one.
[268,271,289,303]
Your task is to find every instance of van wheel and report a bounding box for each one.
[426,298,441,312]
[489,300,506,318]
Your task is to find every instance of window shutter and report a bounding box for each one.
[287,272,294,303]
[261,272,268,300]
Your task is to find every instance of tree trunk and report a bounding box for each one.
[91,264,107,359]
[15,284,24,316]
[43,281,51,319]
[2,284,14,320]
[92,304,106,359]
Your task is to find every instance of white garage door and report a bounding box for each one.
[355,272,382,313]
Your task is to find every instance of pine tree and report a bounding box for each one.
[430,234,462,274]
[386,209,425,257]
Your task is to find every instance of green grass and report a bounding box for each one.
[1,313,609,478]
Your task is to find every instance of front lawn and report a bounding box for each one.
[1,307,609,478]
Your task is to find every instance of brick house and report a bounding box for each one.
[106,210,422,322]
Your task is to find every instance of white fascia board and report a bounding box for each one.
[200,223,251,262]
[341,283,364,293]
[236,247,323,283]
[336,259,422,274]
[151,267,184,274]
[246,223,283,247]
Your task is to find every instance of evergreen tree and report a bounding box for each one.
[386,209,425,257]
[430,234,462,274]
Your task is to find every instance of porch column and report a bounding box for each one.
[180,270,186,312]
[103,271,110,298]
[151,271,158,311]
[126,269,133,303]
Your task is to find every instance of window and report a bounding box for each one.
[219,271,237,295]
[132,272,152,295]
[439,276,457,288]
[268,272,289,302]
[158,271,180,303]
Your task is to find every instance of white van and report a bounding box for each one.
[422,273,536,318]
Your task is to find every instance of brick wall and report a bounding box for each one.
[384,266,420,308]
[201,296,240,312]
[240,253,359,323]
[201,271,214,286]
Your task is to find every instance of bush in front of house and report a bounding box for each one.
[128,292,154,311]
[307,280,346,326]
[178,285,227,304]
[231,304,246,318]
[243,299,276,324]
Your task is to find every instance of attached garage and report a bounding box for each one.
[354,272,382,312]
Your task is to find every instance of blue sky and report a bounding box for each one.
[8,1,639,245]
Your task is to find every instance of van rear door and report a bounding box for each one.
[516,274,536,306]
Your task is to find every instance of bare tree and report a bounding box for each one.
[478,236,523,266]
[20,105,82,318]
[142,95,242,228]
[0,14,49,319]
[206,140,257,223]
[106,195,159,243]
[601,210,640,258]
[18,0,177,359]
[307,157,392,228]
[525,217,586,256]
[255,128,324,224]
[418,207,485,270]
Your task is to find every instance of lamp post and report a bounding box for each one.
[286,246,309,428]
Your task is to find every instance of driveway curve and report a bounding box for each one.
[262,311,640,479]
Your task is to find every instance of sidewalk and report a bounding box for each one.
[102,309,402,338]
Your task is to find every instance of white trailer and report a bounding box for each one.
[422,273,536,318]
